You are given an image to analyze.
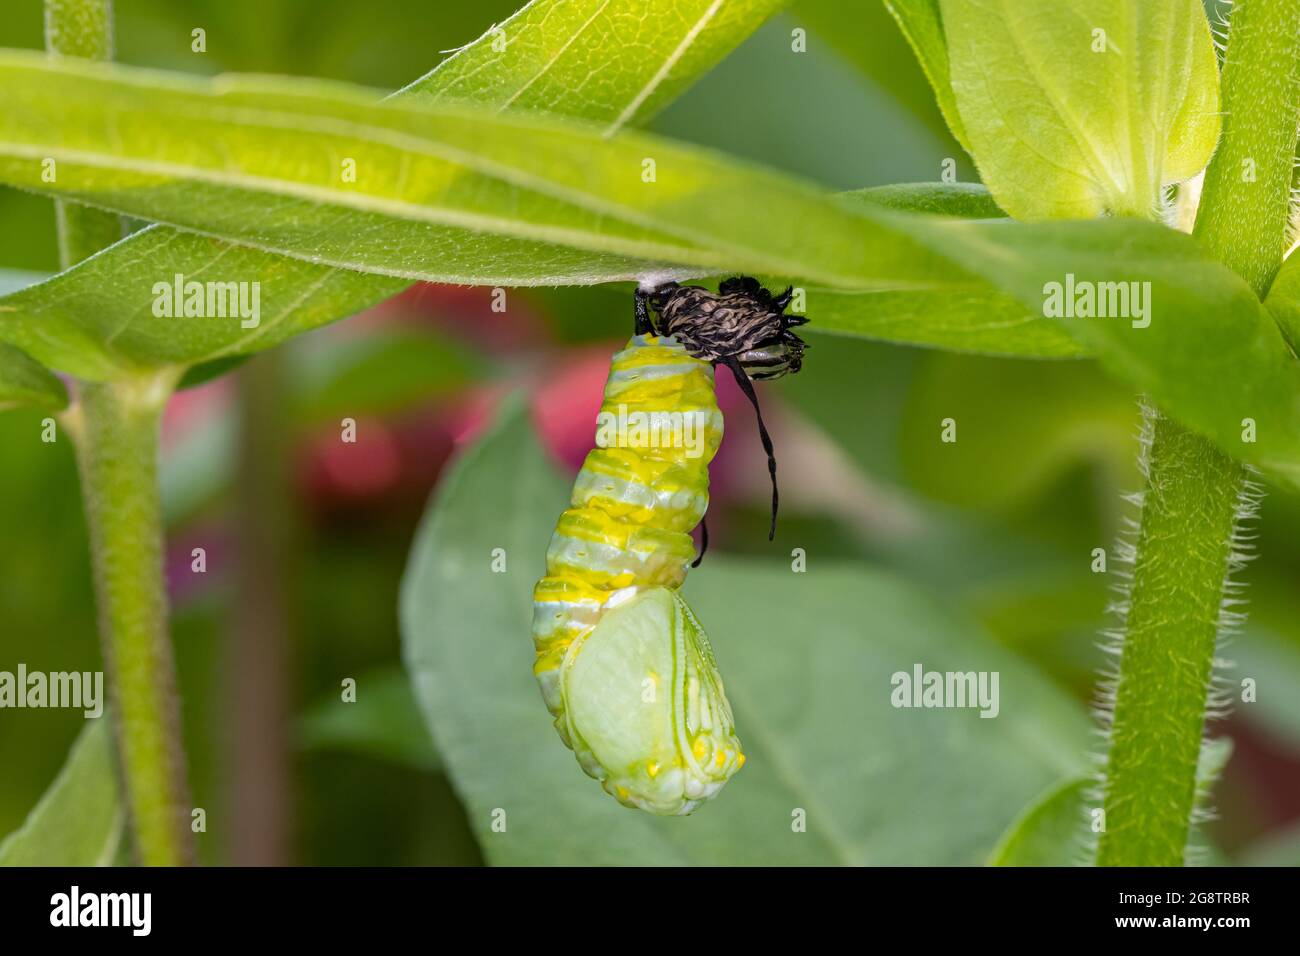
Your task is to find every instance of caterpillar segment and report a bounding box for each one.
[531,333,744,815]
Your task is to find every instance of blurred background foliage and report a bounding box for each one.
[0,0,1296,865]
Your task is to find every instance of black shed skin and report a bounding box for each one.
[633,276,809,545]
[638,276,808,380]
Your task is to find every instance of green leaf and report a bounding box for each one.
[0,342,68,411]
[898,216,1300,488]
[411,0,789,133]
[299,666,440,773]
[882,0,970,152]
[0,55,1079,369]
[805,186,1079,358]
[804,285,1083,358]
[0,228,407,380]
[848,182,1005,218]
[0,52,952,289]
[401,398,1091,864]
[986,777,1089,866]
[0,718,124,866]
[0,0,784,379]
[176,354,251,391]
[1264,249,1300,353]
[940,0,1220,219]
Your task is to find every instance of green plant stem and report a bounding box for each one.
[69,376,194,866]
[44,0,123,268]
[46,0,191,868]
[1096,0,1300,866]
[1095,416,1242,865]
[1194,0,1300,296]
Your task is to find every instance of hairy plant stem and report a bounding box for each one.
[1096,0,1300,866]
[68,376,195,866]
[47,0,194,865]
[1095,417,1243,865]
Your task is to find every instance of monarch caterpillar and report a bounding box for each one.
[531,277,807,814]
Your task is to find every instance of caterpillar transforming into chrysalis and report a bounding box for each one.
[531,276,808,814]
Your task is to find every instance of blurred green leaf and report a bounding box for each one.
[299,666,440,773]
[1229,625,1300,747]
[1238,819,1300,866]
[799,0,964,154]
[401,399,1092,864]
[940,0,1219,219]
[779,334,921,482]
[987,776,1089,866]
[159,402,234,523]
[102,0,525,87]
[0,718,123,866]
[883,0,969,151]
[0,342,68,411]
[649,13,949,190]
[0,407,101,839]
[288,327,482,423]
[900,352,1135,509]
[159,327,483,522]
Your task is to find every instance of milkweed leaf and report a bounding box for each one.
[0,1,787,380]
[940,0,1220,219]
[0,718,124,866]
[400,399,1092,864]
[299,667,440,773]
[986,777,1090,867]
[412,0,789,133]
[0,342,68,412]
[882,0,970,152]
